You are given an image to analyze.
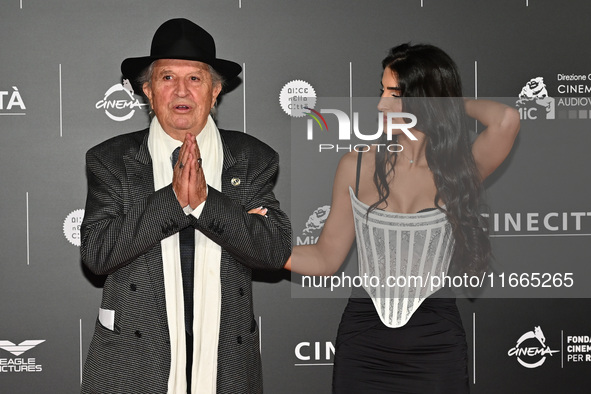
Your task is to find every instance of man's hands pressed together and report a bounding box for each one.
[173,133,208,209]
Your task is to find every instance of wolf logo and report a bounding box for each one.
[533,325,546,346]
[516,77,555,119]
[122,78,135,97]
[303,205,331,235]
[519,77,549,100]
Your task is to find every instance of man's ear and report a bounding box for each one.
[211,83,222,108]
[142,82,153,103]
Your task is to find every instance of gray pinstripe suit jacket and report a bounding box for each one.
[80,127,291,394]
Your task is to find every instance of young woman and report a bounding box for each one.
[261,43,518,392]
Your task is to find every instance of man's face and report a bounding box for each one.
[143,59,222,140]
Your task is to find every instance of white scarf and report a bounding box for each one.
[148,116,223,394]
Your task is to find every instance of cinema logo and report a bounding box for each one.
[565,334,591,363]
[0,86,26,115]
[96,79,147,121]
[0,340,45,373]
[294,341,335,366]
[508,326,559,368]
[305,108,417,153]
[296,206,331,246]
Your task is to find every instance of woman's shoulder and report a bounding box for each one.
[332,152,358,190]
[334,150,376,191]
[337,151,358,167]
[338,148,378,166]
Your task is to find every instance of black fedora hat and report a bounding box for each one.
[121,18,242,85]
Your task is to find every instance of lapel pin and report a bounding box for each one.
[231,177,241,186]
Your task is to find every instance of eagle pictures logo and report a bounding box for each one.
[0,339,46,373]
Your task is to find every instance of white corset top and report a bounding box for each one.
[349,187,455,327]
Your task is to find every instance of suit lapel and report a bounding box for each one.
[219,132,246,282]
[125,131,153,204]
[220,133,240,199]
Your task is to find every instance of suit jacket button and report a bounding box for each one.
[237,336,243,344]
[130,284,137,291]
[239,287,244,296]
[135,330,142,338]
[231,177,241,186]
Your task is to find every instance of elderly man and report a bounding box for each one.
[80,18,291,394]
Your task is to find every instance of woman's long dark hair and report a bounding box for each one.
[370,43,490,276]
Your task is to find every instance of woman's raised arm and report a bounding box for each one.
[467,99,521,180]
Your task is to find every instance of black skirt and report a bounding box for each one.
[332,288,469,394]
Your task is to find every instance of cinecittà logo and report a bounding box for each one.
[507,326,559,368]
[294,341,335,366]
[482,210,591,236]
[96,79,147,121]
[0,86,26,115]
